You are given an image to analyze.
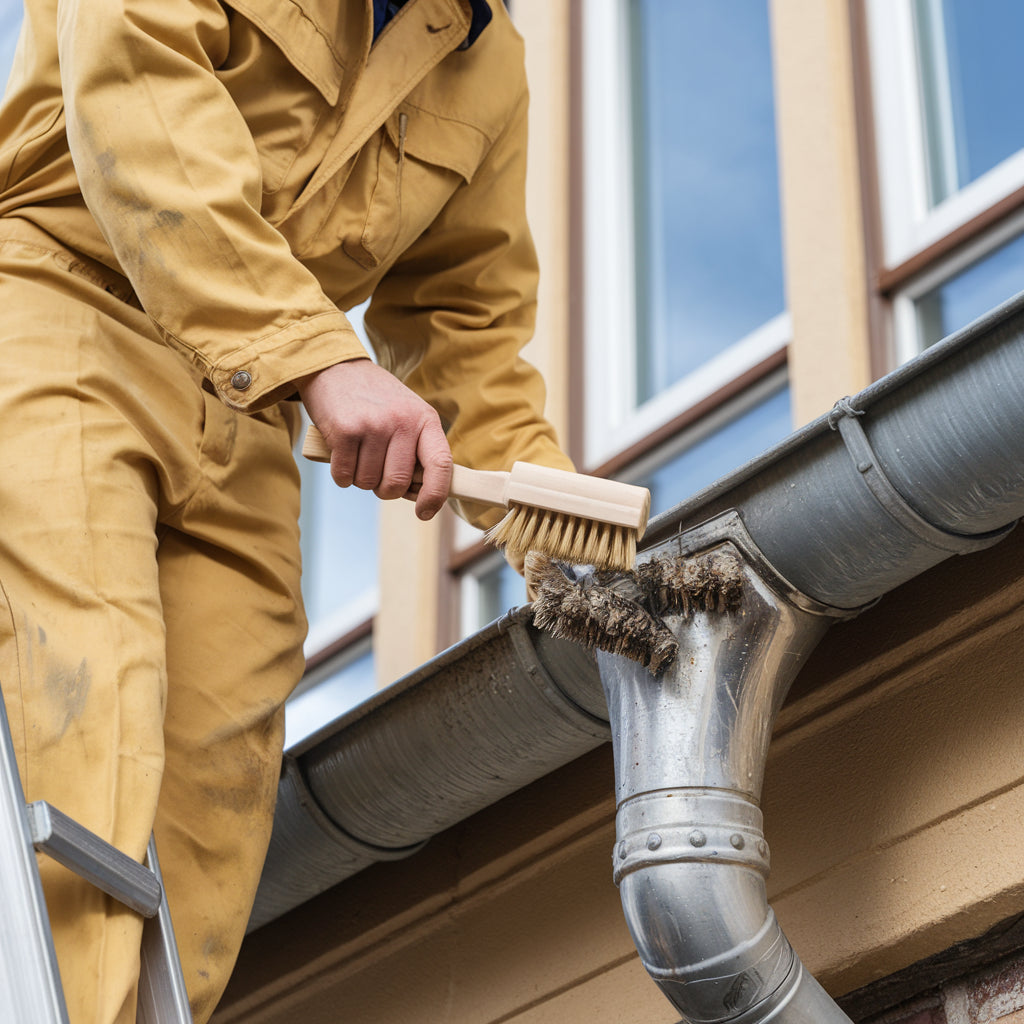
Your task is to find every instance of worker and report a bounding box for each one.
[0,0,573,1020]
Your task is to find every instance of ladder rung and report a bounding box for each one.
[27,802,162,918]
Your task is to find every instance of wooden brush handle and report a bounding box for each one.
[302,425,649,532]
[302,425,510,508]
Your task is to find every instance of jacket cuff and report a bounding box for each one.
[204,312,370,411]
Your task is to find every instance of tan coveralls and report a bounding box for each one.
[0,0,572,1020]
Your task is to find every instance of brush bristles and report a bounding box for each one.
[486,503,637,572]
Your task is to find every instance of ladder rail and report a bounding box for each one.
[0,685,192,1023]
[137,836,193,1024]
[0,687,70,1024]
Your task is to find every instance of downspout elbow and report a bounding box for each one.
[615,789,846,1022]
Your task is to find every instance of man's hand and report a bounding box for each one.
[297,359,453,520]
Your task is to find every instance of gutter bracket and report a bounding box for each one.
[828,398,1015,554]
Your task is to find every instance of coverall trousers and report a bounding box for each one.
[0,220,308,1024]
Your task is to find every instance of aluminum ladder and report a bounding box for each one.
[0,683,192,1023]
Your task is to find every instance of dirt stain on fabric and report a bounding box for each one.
[45,656,91,737]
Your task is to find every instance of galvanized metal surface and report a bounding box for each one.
[598,515,853,1022]
[28,802,162,918]
[249,612,608,927]
[137,836,194,1024]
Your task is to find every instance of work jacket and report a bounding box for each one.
[0,0,572,528]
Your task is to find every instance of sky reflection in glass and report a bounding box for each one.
[284,648,376,749]
[915,0,1024,205]
[637,386,792,515]
[0,5,20,85]
[915,230,1024,347]
[631,0,785,404]
[298,456,379,630]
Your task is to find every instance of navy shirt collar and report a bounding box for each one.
[372,0,493,49]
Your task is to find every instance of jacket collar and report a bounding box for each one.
[287,0,472,217]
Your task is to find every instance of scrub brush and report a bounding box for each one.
[302,425,651,571]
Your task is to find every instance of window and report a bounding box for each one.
[298,450,379,655]
[293,301,381,729]
[632,377,791,512]
[583,0,788,465]
[457,0,792,634]
[457,378,792,638]
[867,0,1024,361]
[0,6,20,85]
[284,637,375,750]
[460,551,527,637]
[903,216,1024,350]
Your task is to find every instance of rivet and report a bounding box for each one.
[730,834,745,850]
[230,370,253,391]
[857,460,872,473]
[647,833,662,851]
[617,842,627,860]
[688,830,707,848]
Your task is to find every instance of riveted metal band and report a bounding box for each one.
[612,789,770,885]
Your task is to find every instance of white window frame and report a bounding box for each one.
[580,0,789,469]
[866,0,1024,271]
[458,547,527,639]
[891,206,1024,362]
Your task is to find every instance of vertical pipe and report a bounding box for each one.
[597,518,853,1022]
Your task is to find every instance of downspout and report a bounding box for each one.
[560,292,1024,1021]
[589,513,856,1022]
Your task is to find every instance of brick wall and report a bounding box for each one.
[853,947,1024,1024]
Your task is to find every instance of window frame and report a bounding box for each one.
[579,0,790,469]
[890,207,1024,361]
[865,0,1024,275]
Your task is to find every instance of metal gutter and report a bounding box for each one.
[250,606,607,929]
[250,289,1024,1016]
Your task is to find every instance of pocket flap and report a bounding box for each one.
[386,105,491,184]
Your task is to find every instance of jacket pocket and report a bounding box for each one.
[339,104,491,270]
[341,111,407,270]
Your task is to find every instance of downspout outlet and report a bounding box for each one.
[593,512,855,1023]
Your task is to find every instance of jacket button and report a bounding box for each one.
[230,370,252,391]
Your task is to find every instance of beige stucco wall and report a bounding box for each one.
[771,0,873,425]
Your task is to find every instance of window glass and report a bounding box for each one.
[0,5,20,84]
[298,302,380,652]
[284,645,376,750]
[915,229,1024,346]
[637,385,792,515]
[299,454,379,640]
[913,0,1024,206]
[630,0,784,404]
[476,559,528,626]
